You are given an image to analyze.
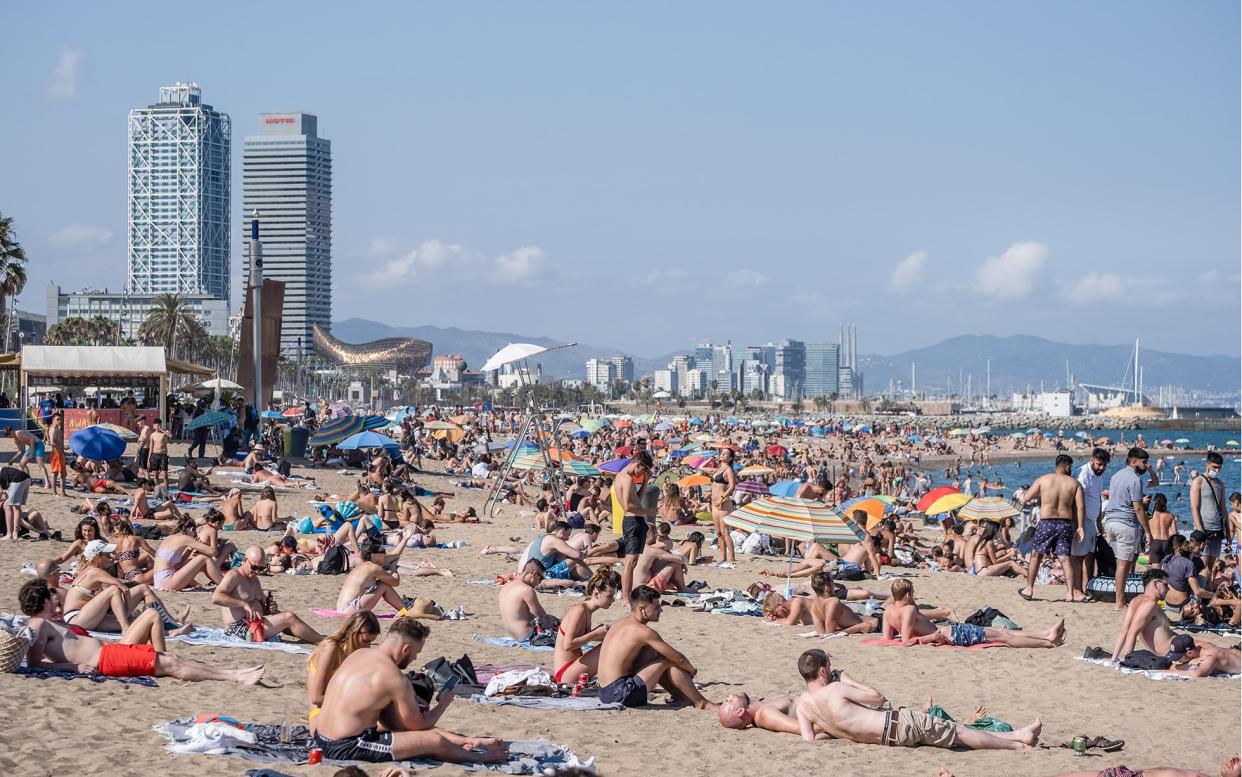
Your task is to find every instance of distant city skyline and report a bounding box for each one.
[2,3,1238,358]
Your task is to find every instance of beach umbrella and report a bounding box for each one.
[683,455,714,469]
[69,426,126,461]
[769,480,802,497]
[735,480,771,495]
[423,420,458,431]
[916,486,960,512]
[1227,440,1239,447]
[363,415,395,431]
[678,474,711,489]
[92,422,138,441]
[653,421,673,431]
[329,402,352,418]
[282,407,303,417]
[578,419,605,434]
[260,410,285,420]
[1174,438,1190,444]
[738,465,775,477]
[184,410,232,431]
[480,342,554,373]
[650,440,667,448]
[667,449,688,459]
[338,431,400,454]
[765,444,787,457]
[1025,428,1040,434]
[839,496,893,529]
[725,497,866,593]
[614,420,632,429]
[948,428,967,437]
[311,414,366,446]
[688,417,705,426]
[561,459,603,477]
[568,429,591,439]
[1159,439,1173,445]
[545,447,580,462]
[614,445,633,457]
[652,391,672,399]
[957,497,1020,522]
[511,453,549,471]
[923,492,972,516]
[598,457,630,474]
[653,469,680,489]
[1010,432,1027,438]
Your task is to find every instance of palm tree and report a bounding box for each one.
[137,293,207,359]
[0,212,28,353]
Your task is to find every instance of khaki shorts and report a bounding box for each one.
[888,707,957,749]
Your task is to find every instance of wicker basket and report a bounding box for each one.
[0,630,29,673]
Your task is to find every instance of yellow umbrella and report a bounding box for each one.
[738,465,775,477]
[924,492,971,516]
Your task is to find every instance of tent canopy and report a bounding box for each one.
[16,346,212,378]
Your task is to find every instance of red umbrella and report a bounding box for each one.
[766,445,787,456]
[916,486,961,512]
[281,407,302,417]
[614,445,633,457]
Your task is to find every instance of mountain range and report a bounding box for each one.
[330,320,1239,395]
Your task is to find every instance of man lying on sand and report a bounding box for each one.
[717,692,806,735]
[883,579,1065,648]
[312,618,507,764]
[1110,569,1241,677]
[1039,751,1239,777]
[212,546,323,643]
[794,648,1041,750]
[596,585,716,709]
[19,578,263,684]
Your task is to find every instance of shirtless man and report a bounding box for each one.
[48,413,67,497]
[176,459,223,495]
[311,618,507,764]
[633,543,689,594]
[498,560,556,640]
[614,451,657,601]
[147,419,170,494]
[838,528,883,577]
[595,585,716,709]
[1109,569,1241,677]
[883,579,1064,648]
[134,416,151,480]
[718,692,806,735]
[793,648,1041,750]
[1017,454,1087,602]
[809,571,880,635]
[19,578,263,685]
[211,546,323,643]
[335,535,413,614]
[518,521,608,581]
[6,427,49,485]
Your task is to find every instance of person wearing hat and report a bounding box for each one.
[242,444,267,476]
[1165,633,1241,678]
[335,527,418,615]
[60,539,191,635]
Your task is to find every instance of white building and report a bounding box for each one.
[654,368,678,395]
[1010,390,1075,417]
[608,354,634,383]
[585,358,614,390]
[243,112,332,356]
[127,83,231,306]
[682,368,708,398]
[45,284,230,339]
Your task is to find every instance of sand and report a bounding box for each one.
[0,441,1237,777]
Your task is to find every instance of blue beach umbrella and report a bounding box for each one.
[69,426,126,461]
[338,431,400,454]
[769,480,802,497]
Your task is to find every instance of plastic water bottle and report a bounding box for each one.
[279,705,290,744]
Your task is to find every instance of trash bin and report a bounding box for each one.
[285,426,309,458]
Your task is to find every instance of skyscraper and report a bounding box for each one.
[243,113,332,356]
[127,83,231,305]
[608,354,634,383]
[804,342,841,398]
[772,340,806,399]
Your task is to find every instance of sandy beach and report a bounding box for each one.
[0,439,1237,777]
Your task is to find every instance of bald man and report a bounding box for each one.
[211,546,324,643]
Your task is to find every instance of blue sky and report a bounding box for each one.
[2,2,1238,358]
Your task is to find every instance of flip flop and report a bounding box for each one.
[1017,587,1036,601]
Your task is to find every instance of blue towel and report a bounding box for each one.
[472,634,555,652]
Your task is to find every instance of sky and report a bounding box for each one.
[2,2,1239,359]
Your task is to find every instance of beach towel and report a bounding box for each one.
[472,635,555,652]
[859,638,1007,649]
[469,694,622,711]
[797,631,849,639]
[1074,655,1240,681]
[15,665,158,687]
[1178,622,1242,637]
[309,608,398,619]
[154,718,595,774]
[91,627,312,655]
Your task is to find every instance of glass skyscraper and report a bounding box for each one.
[804,342,841,398]
[243,113,332,356]
[127,83,231,305]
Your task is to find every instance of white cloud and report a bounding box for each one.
[726,269,768,288]
[889,250,927,292]
[640,269,689,285]
[975,241,1048,299]
[1064,271,1125,304]
[365,239,549,286]
[49,223,112,249]
[47,47,83,101]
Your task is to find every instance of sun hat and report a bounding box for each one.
[83,539,117,561]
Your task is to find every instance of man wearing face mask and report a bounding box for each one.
[1102,448,1159,611]
[1190,451,1227,573]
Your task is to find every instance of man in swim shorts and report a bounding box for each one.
[212,546,323,644]
[613,451,657,601]
[596,585,716,709]
[19,578,263,684]
[883,579,1066,648]
[1019,454,1088,602]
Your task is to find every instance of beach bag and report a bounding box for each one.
[1094,534,1117,577]
[405,671,435,706]
[963,607,1008,628]
[275,458,292,478]
[423,654,478,689]
[1120,650,1171,671]
[316,543,350,575]
[0,630,28,673]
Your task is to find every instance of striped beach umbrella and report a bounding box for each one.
[561,459,603,477]
[738,465,775,477]
[93,422,139,441]
[511,453,549,471]
[735,480,771,495]
[923,491,972,516]
[957,496,1020,522]
[724,497,866,544]
[363,415,394,431]
[311,414,366,446]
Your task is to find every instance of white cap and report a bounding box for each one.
[83,539,117,561]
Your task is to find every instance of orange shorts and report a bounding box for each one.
[96,643,157,677]
[49,448,65,475]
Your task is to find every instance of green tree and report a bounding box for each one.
[45,316,123,346]
[0,213,28,352]
[137,293,207,359]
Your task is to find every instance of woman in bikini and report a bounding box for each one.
[711,448,738,564]
[551,569,618,685]
[112,518,159,584]
[1147,493,1176,570]
[62,540,191,633]
[968,521,1028,577]
[56,516,108,564]
[306,611,380,733]
[152,515,221,591]
[377,481,402,528]
[196,509,236,583]
[250,486,285,531]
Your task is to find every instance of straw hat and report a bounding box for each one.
[0,630,29,673]
[403,596,443,621]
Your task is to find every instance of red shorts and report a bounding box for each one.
[97,643,157,677]
[50,449,65,475]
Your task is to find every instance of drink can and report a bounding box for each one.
[1072,737,1087,757]
[308,748,323,765]
[578,673,590,686]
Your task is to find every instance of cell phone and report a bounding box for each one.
[438,675,460,699]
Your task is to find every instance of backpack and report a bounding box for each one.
[316,543,350,575]
[964,607,1009,628]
